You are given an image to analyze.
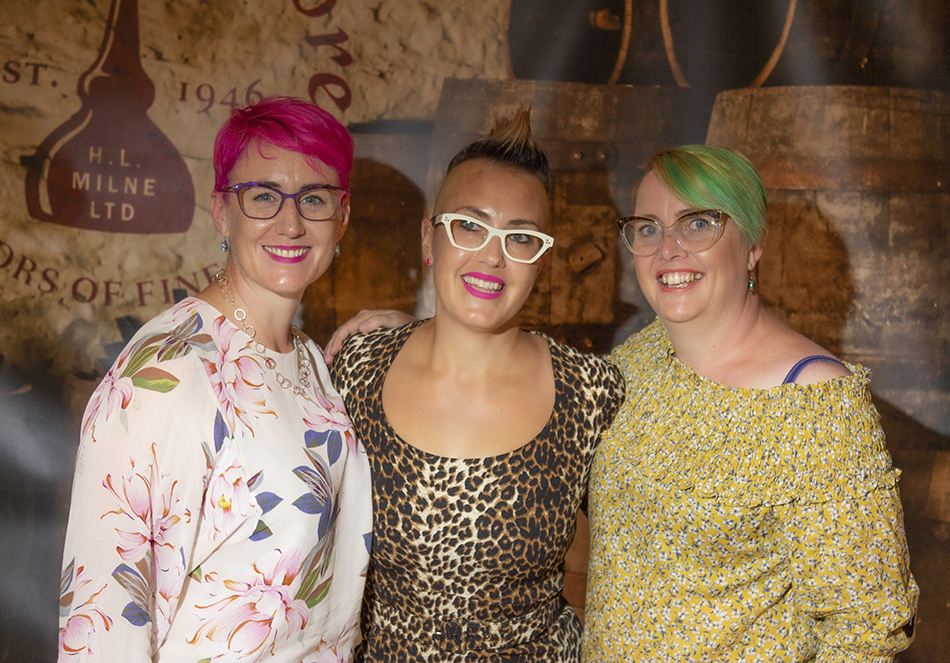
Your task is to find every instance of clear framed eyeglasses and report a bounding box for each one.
[617,209,727,257]
[432,213,554,264]
[221,182,348,222]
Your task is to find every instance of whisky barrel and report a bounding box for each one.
[706,86,950,441]
[302,152,428,346]
[508,0,950,91]
[707,85,950,658]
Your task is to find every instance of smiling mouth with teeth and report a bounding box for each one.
[265,246,309,258]
[660,272,701,287]
[462,275,504,293]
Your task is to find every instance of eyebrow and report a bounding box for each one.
[635,208,709,222]
[246,180,335,191]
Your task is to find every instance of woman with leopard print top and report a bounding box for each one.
[328,107,623,662]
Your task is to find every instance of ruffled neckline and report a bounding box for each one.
[602,320,898,506]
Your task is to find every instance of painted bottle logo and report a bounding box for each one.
[24,0,195,234]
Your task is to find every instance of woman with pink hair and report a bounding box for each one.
[57,96,371,662]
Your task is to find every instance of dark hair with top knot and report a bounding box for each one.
[446,104,550,191]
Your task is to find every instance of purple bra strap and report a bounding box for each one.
[782,355,846,385]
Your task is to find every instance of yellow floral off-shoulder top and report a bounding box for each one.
[583,321,918,663]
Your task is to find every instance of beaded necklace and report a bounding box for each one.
[214,270,312,397]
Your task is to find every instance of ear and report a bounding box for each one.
[335,194,351,242]
[210,191,229,236]
[747,230,767,271]
[421,216,435,264]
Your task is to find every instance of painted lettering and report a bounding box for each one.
[72,174,151,195]
[73,172,90,190]
[2,60,19,84]
[293,0,336,17]
[39,268,59,294]
[175,272,201,295]
[120,149,131,167]
[161,278,172,304]
[309,72,351,112]
[136,280,153,307]
[2,61,50,85]
[0,241,13,268]
[201,263,223,285]
[25,62,49,85]
[90,201,125,219]
[12,255,37,285]
[305,28,353,67]
[104,281,122,306]
[89,146,103,165]
[0,240,219,307]
[72,278,98,303]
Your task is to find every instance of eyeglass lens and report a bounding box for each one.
[446,217,547,263]
[622,212,723,255]
[237,185,342,221]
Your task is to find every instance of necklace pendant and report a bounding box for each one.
[216,270,312,396]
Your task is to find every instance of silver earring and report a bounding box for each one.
[748,272,757,293]
[221,238,229,253]
[334,244,340,257]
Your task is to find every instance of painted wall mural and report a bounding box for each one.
[0,0,508,401]
[1,0,948,660]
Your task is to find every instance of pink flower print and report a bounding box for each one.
[302,397,359,459]
[166,298,203,326]
[58,566,113,659]
[154,559,185,642]
[81,369,134,442]
[203,439,257,541]
[203,316,275,437]
[189,549,310,660]
[103,444,190,571]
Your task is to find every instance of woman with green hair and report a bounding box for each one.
[583,144,918,661]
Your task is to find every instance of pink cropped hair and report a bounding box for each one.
[213,96,354,192]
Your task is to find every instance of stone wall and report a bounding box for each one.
[0,0,510,417]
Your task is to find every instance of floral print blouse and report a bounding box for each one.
[583,320,918,663]
[57,298,372,663]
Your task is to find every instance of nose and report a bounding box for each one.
[658,225,686,259]
[477,235,506,266]
[276,198,306,238]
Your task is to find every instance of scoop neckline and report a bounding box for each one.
[378,321,558,463]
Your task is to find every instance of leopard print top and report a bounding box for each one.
[330,321,624,662]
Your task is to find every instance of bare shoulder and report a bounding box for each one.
[772,321,852,386]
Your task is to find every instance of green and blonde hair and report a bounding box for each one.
[640,145,767,246]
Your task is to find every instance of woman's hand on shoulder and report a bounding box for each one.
[323,309,417,364]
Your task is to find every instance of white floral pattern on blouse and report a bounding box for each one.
[58,298,372,663]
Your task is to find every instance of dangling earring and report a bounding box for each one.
[221,238,229,253]
[748,271,757,293]
[334,244,341,257]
